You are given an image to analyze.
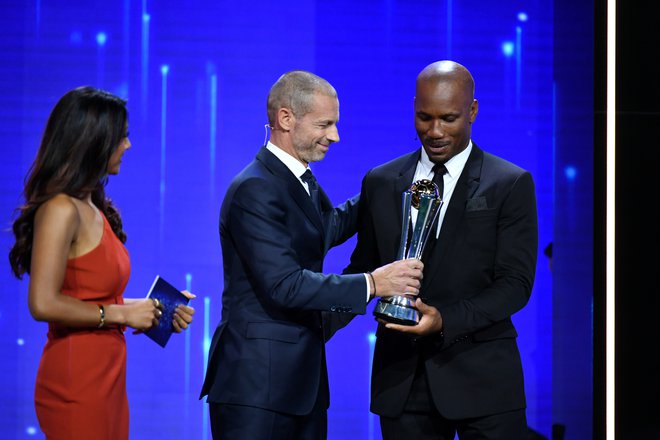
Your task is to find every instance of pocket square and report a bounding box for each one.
[466,196,488,211]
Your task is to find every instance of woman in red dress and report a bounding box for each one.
[8,86,195,439]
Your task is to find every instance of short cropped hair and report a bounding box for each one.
[267,70,337,126]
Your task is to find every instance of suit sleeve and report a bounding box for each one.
[439,171,538,342]
[344,169,382,275]
[323,193,360,252]
[322,172,381,341]
[225,177,367,314]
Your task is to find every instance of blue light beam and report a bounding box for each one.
[160,64,169,244]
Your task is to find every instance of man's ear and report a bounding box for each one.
[278,108,295,132]
[469,99,479,123]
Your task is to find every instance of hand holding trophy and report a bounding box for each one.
[373,179,443,325]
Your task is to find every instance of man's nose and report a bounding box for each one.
[327,125,340,143]
[428,120,445,137]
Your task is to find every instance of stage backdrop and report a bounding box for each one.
[0,1,566,438]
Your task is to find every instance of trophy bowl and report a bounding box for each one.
[373,179,442,326]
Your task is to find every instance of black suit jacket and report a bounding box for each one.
[200,146,366,416]
[346,144,538,419]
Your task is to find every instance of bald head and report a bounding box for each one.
[416,60,475,105]
[413,60,478,164]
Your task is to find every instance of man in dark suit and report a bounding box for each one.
[345,60,538,439]
[199,70,424,440]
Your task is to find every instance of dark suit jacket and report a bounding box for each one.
[345,144,538,419]
[200,146,366,416]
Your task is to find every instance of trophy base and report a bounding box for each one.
[373,296,419,326]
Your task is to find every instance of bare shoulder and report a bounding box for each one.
[34,194,81,232]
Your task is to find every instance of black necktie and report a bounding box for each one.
[300,169,321,214]
[431,163,447,200]
[423,163,447,257]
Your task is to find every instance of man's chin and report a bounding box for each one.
[307,152,327,163]
[426,147,454,163]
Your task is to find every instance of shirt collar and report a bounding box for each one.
[266,141,309,179]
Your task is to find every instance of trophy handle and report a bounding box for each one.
[407,195,443,259]
[397,191,413,261]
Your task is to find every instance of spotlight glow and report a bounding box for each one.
[96,32,107,46]
[564,166,577,180]
[502,41,515,57]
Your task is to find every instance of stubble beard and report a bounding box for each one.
[296,141,327,164]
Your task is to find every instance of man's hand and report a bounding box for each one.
[377,298,443,336]
[371,258,423,297]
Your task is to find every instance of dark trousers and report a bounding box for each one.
[380,357,528,440]
[380,408,528,440]
[209,403,327,440]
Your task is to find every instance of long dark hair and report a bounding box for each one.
[9,86,129,279]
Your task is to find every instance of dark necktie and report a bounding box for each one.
[423,163,447,257]
[431,163,447,200]
[300,169,321,214]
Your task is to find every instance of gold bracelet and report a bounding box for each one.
[367,272,376,298]
[97,304,106,328]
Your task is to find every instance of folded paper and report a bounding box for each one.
[144,275,190,347]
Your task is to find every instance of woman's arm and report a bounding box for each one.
[27,195,158,330]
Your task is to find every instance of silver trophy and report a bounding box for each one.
[373,179,443,325]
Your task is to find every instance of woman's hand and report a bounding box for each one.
[173,290,195,333]
[120,298,161,331]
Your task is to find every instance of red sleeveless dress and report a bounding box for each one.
[34,213,131,440]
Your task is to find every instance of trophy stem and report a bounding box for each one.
[373,180,443,326]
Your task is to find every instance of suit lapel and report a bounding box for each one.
[423,146,483,291]
[256,147,324,233]
[317,186,333,216]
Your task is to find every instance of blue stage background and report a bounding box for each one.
[0,1,587,439]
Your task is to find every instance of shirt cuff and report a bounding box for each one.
[364,273,372,302]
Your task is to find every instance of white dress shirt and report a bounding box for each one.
[411,142,472,238]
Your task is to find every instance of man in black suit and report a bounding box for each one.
[345,60,538,439]
[199,70,424,440]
